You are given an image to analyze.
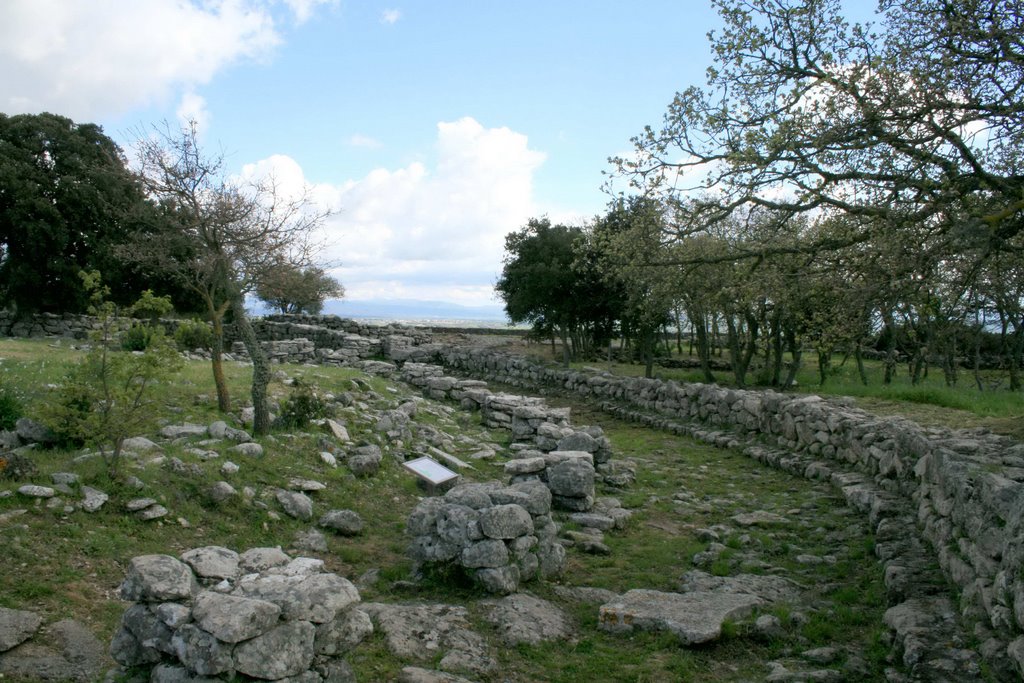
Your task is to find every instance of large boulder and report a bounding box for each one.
[598,589,762,645]
[120,555,197,603]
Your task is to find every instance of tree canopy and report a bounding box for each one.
[0,112,159,312]
[256,263,344,314]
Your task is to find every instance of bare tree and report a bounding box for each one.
[128,121,330,434]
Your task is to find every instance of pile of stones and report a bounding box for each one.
[109,546,371,682]
[505,450,596,512]
[406,480,565,594]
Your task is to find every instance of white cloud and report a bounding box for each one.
[175,90,210,132]
[282,0,335,24]
[241,118,545,307]
[381,8,402,25]
[0,0,326,120]
[348,134,382,148]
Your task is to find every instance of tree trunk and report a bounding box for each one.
[1010,321,1024,392]
[855,345,868,386]
[232,300,272,435]
[209,304,231,413]
[690,308,715,383]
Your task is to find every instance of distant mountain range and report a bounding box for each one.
[320,299,509,324]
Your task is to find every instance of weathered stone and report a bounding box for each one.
[293,528,329,553]
[679,570,802,604]
[0,619,105,683]
[504,457,546,476]
[314,608,373,656]
[123,436,161,452]
[229,442,264,458]
[121,555,198,602]
[478,504,533,539]
[289,478,327,492]
[362,602,496,674]
[480,593,574,646]
[318,509,364,535]
[160,424,208,439]
[79,486,108,512]
[239,547,291,573]
[233,620,316,680]
[15,417,55,445]
[546,458,595,499]
[181,546,240,581]
[731,510,786,526]
[208,481,237,503]
[436,504,480,547]
[599,589,761,645]
[277,490,314,521]
[326,419,350,442]
[17,484,54,498]
[568,513,615,531]
[0,607,42,652]
[557,431,598,453]
[346,445,383,477]
[171,623,233,677]
[461,540,509,569]
[283,573,361,623]
[138,504,169,521]
[476,565,520,595]
[191,591,280,643]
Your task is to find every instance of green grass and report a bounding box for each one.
[0,338,924,681]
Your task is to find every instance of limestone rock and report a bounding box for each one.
[679,570,803,604]
[314,608,373,656]
[277,490,314,521]
[318,509,364,536]
[282,573,361,623]
[398,667,479,683]
[362,602,495,675]
[346,445,383,477]
[121,555,198,602]
[79,486,108,512]
[160,424,208,440]
[191,591,280,644]
[0,607,42,652]
[293,528,329,553]
[598,589,762,645]
[461,540,509,569]
[15,417,55,445]
[229,442,264,458]
[480,593,574,646]
[478,504,533,539]
[207,481,237,503]
[171,623,233,676]
[233,620,316,680]
[181,546,240,581]
[17,485,54,498]
[0,618,105,683]
[239,547,291,573]
[546,458,595,499]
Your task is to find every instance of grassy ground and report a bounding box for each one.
[0,338,913,681]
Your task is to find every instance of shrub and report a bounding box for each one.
[121,323,155,351]
[278,382,330,429]
[174,319,213,351]
[0,385,23,431]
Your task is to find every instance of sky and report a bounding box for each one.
[1,0,726,312]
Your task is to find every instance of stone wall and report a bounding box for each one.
[416,345,1024,670]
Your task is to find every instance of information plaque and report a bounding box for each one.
[402,456,459,494]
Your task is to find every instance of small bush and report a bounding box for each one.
[121,323,155,351]
[278,382,330,429]
[0,385,23,430]
[174,320,213,351]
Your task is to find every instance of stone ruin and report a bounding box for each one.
[109,546,371,682]
[406,479,566,594]
[400,362,635,505]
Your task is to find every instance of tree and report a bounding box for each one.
[0,113,159,312]
[41,272,181,478]
[256,264,343,314]
[615,0,1024,266]
[129,121,329,434]
[496,218,622,366]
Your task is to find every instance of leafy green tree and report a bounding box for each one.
[0,113,159,312]
[256,264,344,314]
[616,0,1024,265]
[41,272,181,478]
[496,218,622,366]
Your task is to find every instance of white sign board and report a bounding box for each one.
[402,456,459,485]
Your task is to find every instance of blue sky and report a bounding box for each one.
[1,1,724,309]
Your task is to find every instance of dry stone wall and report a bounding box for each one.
[421,345,1024,674]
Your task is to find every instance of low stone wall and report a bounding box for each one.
[400,362,632,506]
[110,546,370,681]
[406,480,565,594]
[261,314,433,344]
[419,345,1024,672]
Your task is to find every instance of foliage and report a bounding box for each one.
[496,218,623,365]
[0,113,170,313]
[0,384,23,431]
[128,120,331,433]
[120,323,154,352]
[129,289,174,322]
[256,263,344,314]
[40,272,182,477]
[173,319,214,351]
[278,381,331,429]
